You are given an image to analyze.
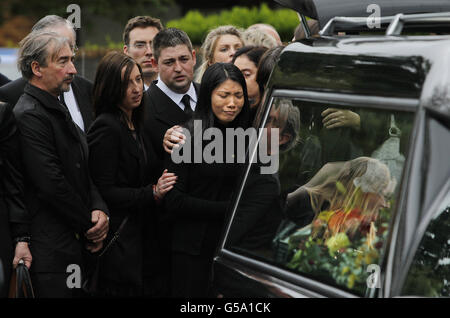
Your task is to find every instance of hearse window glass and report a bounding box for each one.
[402,195,450,297]
[225,97,414,296]
[402,118,450,297]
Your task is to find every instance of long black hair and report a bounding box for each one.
[92,51,146,130]
[187,62,250,134]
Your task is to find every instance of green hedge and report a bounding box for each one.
[166,3,299,45]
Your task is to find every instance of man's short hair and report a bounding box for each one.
[18,31,71,80]
[123,16,164,45]
[152,28,193,62]
[32,15,76,41]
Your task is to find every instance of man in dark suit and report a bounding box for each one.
[0,15,93,131]
[14,31,109,298]
[143,28,198,297]
[146,28,199,163]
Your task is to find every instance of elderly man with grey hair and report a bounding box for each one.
[0,15,94,132]
[13,31,109,298]
[247,23,283,46]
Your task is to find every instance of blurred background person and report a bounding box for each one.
[254,45,285,124]
[242,27,277,49]
[247,23,282,46]
[164,63,250,297]
[232,45,267,120]
[123,16,164,90]
[88,51,175,297]
[194,25,244,82]
[0,15,94,132]
[292,19,320,41]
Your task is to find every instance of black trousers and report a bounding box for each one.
[31,272,86,298]
[171,252,214,298]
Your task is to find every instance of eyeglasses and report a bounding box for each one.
[132,42,152,50]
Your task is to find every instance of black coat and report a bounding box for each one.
[13,83,108,273]
[226,170,283,251]
[0,73,10,87]
[144,81,200,169]
[0,102,29,297]
[0,76,94,130]
[164,125,244,256]
[143,81,200,296]
[87,113,159,295]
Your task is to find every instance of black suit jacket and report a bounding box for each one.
[144,81,200,169]
[0,76,94,130]
[87,112,160,291]
[0,102,29,296]
[13,83,108,273]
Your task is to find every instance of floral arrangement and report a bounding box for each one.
[286,205,390,294]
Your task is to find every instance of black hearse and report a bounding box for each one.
[212,0,450,298]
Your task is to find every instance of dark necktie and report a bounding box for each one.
[59,93,68,109]
[181,94,193,117]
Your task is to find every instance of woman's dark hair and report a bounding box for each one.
[231,45,267,67]
[188,62,250,133]
[93,51,146,130]
[256,45,285,96]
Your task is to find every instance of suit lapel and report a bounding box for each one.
[148,83,188,127]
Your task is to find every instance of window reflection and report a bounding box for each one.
[403,198,450,297]
[225,97,414,295]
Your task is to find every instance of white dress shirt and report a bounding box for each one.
[155,76,197,111]
[62,85,85,131]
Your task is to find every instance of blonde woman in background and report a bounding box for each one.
[194,25,244,82]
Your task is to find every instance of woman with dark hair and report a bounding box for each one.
[87,51,176,296]
[232,46,268,118]
[164,62,250,297]
[256,45,285,89]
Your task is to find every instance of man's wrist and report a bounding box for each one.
[14,236,31,245]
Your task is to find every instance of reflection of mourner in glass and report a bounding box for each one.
[296,106,363,187]
[227,98,300,254]
[265,98,301,155]
[321,108,360,131]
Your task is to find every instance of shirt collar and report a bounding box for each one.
[156,75,197,105]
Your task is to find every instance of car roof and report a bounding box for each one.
[274,0,450,29]
[270,35,450,119]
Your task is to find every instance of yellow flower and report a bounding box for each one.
[347,274,356,289]
[326,233,350,255]
[317,210,335,223]
[341,266,350,275]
